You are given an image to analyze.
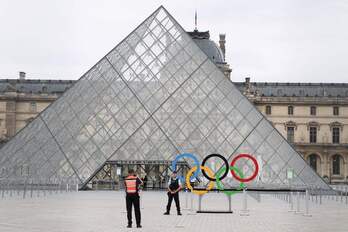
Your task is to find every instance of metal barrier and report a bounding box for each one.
[0,178,79,200]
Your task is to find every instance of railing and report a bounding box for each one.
[0,178,79,199]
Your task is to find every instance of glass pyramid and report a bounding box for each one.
[0,6,331,191]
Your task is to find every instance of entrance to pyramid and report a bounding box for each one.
[84,160,190,190]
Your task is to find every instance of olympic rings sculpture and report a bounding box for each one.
[171,153,259,196]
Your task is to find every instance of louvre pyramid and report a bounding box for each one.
[0,6,331,191]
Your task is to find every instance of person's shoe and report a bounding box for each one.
[177,212,182,215]
[163,212,170,215]
[127,225,132,228]
[137,225,142,228]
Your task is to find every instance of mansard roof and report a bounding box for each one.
[0,79,74,94]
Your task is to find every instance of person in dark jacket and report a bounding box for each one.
[143,175,148,190]
[124,169,143,228]
[163,171,182,215]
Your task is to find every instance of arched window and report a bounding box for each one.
[308,154,318,172]
[332,154,342,175]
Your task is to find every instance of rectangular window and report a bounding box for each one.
[287,127,295,143]
[266,105,271,115]
[310,106,316,116]
[333,106,339,116]
[288,106,293,115]
[332,127,340,144]
[30,102,37,113]
[309,127,317,143]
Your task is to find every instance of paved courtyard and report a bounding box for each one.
[0,190,347,232]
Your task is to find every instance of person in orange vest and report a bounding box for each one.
[124,169,143,228]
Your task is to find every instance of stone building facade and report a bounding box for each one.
[1,30,347,184]
[0,76,73,143]
[235,79,348,184]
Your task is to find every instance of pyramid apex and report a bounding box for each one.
[157,5,167,11]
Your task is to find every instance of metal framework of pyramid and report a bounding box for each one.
[0,6,331,191]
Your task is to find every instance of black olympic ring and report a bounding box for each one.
[201,153,229,181]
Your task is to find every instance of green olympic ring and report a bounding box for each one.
[216,166,245,196]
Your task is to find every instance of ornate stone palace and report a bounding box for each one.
[1,29,347,184]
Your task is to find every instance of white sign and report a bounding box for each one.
[257,155,263,182]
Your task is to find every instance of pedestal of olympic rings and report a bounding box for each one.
[171,153,259,214]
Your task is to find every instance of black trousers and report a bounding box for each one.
[166,192,180,213]
[126,194,141,226]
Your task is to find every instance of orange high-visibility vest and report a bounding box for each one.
[125,175,138,194]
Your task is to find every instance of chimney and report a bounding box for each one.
[219,34,226,61]
[19,71,26,80]
[245,77,251,93]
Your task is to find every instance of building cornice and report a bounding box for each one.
[0,93,60,101]
[329,121,344,131]
[284,120,297,130]
[251,96,348,105]
[273,121,348,126]
[294,143,348,149]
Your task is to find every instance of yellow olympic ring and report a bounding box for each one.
[186,166,214,195]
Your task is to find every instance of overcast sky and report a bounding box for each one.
[0,0,347,83]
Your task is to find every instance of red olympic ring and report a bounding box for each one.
[230,153,259,183]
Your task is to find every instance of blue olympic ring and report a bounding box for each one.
[171,153,201,183]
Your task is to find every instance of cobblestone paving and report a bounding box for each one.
[0,191,347,232]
